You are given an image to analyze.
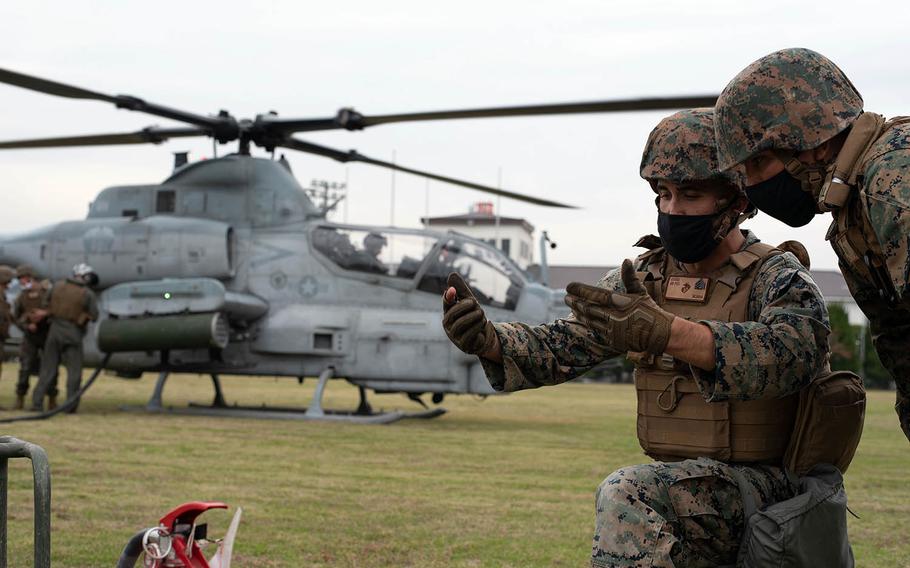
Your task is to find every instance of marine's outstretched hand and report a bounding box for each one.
[565,259,674,355]
[442,272,499,358]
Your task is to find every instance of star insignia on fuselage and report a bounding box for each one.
[299,275,319,298]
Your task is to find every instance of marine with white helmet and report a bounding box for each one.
[31,263,99,413]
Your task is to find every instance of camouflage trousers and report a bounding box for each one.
[591,458,795,568]
[17,331,52,397]
[32,323,83,411]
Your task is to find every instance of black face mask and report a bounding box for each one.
[745,170,817,227]
[657,211,721,263]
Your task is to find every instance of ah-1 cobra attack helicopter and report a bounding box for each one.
[0,68,717,422]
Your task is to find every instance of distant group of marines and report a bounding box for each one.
[0,263,98,413]
[443,48,907,566]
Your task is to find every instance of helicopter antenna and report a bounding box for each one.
[495,167,502,253]
[344,167,350,223]
[424,178,430,229]
[307,179,347,218]
[389,150,397,227]
[539,230,557,287]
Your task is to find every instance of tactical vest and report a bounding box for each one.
[0,298,9,339]
[48,279,89,325]
[632,240,799,463]
[821,113,910,304]
[18,287,44,316]
[17,284,49,336]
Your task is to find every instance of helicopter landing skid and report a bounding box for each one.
[119,368,447,424]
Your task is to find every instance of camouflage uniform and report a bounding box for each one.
[841,126,910,441]
[31,278,98,412]
[0,294,10,388]
[714,47,910,441]
[469,108,830,567]
[0,295,9,347]
[480,232,829,567]
[13,279,52,400]
[594,458,792,568]
[483,236,828,394]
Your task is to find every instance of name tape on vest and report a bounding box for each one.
[665,276,709,303]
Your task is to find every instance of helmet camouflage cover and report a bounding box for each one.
[641,108,750,242]
[640,108,744,189]
[0,265,14,285]
[15,264,34,278]
[714,47,864,170]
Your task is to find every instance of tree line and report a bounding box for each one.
[828,303,892,390]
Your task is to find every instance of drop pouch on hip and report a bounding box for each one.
[733,464,854,568]
[784,370,866,476]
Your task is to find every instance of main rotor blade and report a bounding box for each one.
[0,127,208,149]
[0,68,120,103]
[262,95,719,134]
[362,95,721,125]
[281,137,577,209]
[0,67,233,134]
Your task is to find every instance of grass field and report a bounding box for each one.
[0,367,907,567]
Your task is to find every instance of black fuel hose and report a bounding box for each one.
[0,353,112,424]
[115,528,150,568]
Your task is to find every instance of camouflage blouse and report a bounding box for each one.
[480,231,830,402]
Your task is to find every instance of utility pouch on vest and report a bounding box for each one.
[735,464,854,568]
[783,370,865,476]
[818,112,885,212]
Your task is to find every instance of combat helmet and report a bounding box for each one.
[72,263,95,277]
[714,48,863,171]
[16,264,34,279]
[641,107,743,189]
[640,108,750,240]
[0,265,15,285]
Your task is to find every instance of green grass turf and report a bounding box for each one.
[0,366,906,566]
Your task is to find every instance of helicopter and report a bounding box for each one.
[0,67,717,423]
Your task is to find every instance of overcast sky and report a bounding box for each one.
[2,0,908,271]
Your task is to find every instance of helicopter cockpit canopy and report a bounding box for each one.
[420,239,524,311]
[312,225,524,310]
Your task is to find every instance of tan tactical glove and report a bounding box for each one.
[564,259,675,355]
[442,272,498,356]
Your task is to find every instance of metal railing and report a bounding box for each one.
[0,436,50,568]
